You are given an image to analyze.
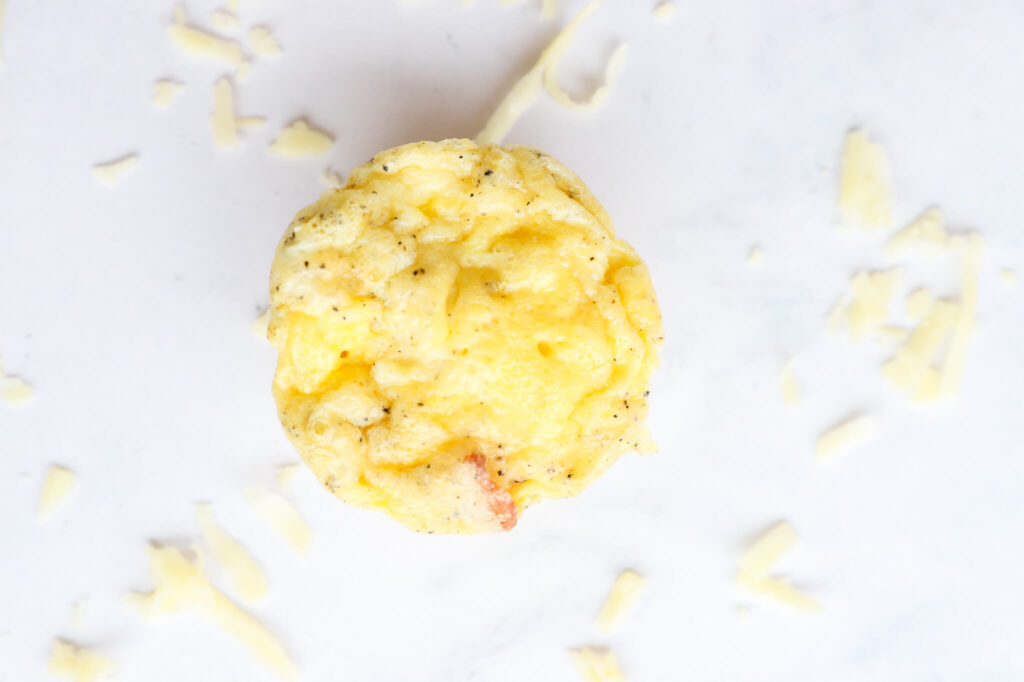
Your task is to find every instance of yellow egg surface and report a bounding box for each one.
[268,139,662,534]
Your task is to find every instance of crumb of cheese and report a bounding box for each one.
[250,26,282,57]
[245,487,311,555]
[48,639,113,682]
[595,569,645,634]
[276,463,301,488]
[92,154,139,187]
[319,168,342,187]
[167,17,245,69]
[1001,268,1018,285]
[252,308,270,338]
[905,287,933,320]
[839,129,892,229]
[885,207,949,257]
[38,464,78,519]
[746,246,764,266]
[568,647,627,682]
[476,0,601,145]
[130,543,296,679]
[779,359,801,405]
[1,374,34,406]
[267,119,333,158]
[212,77,239,148]
[844,268,902,342]
[211,9,239,32]
[196,503,269,603]
[653,1,676,20]
[814,414,877,462]
[153,79,185,108]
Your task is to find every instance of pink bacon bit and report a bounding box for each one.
[465,452,517,531]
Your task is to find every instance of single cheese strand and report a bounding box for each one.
[153,79,185,108]
[543,33,628,112]
[939,233,982,396]
[751,577,823,613]
[595,569,645,634]
[167,20,245,68]
[815,414,877,462]
[131,544,297,679]
[212,77,239,148]
[1,375,34,406]
[737,521,799,582]
[653,2,676,20]
[475,0,601,145]
[839,129,892,229]
[245,486,311,555]
[48,639,114,682]
[38,464,78,519]
[250,26,282,57]
[779,360,801,405]
[568,647,627,682]
[276,462,301,488]
[92,154,139,186]
[195,503,269,603]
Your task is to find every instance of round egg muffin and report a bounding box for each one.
[268,139,662,533]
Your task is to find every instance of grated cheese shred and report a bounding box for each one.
[568,647,627,682]
[38,464,78,519]
[595,569,645,634]
[195,502,269,603]
[47,639,113,682]
[245,486,311,555]
[815,414,877,462]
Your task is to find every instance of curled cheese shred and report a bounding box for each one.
[476,0,605,145]
[543,42,628,112]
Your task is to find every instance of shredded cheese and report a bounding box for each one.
[595,569,645,634]
[152,79,185,108]
[873,325,908,345]
[885,207,949,257]
[476,0,601,145]
[92,154,139,187]
[653,2,676,20]
[751,577,823,613]
[844,268,902,342]
[211,9,239,32]
[1,375,34,406]
[736,522,821,612]
[938,233,982,397]
[568,647,627,682]
[267,120,333,158]
[815,414,877,462]
[779,359,801,405]
[236,115,266,130]
[276,463,301,488]
[47,639,113,682]
[245,487,311,555]
[196,503,269,603]
[746,246,764,266]
[543,39,627,112]
[839,129,892,229]
[542,0,557,19]
[211,77,239,148]
[905,287,933,320]
[1001,268,1018,285]
[319,168,343,187]
[882,298,959,401]
[167,18,246,69]
[250,25,282,57]
[736,521,799,583]
[252,308,270,338]
[130,544,296,679]
[38,464,78,519]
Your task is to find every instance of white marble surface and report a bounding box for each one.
[2,1,1024,680]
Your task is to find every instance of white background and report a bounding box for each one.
[2,1,1024,680]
